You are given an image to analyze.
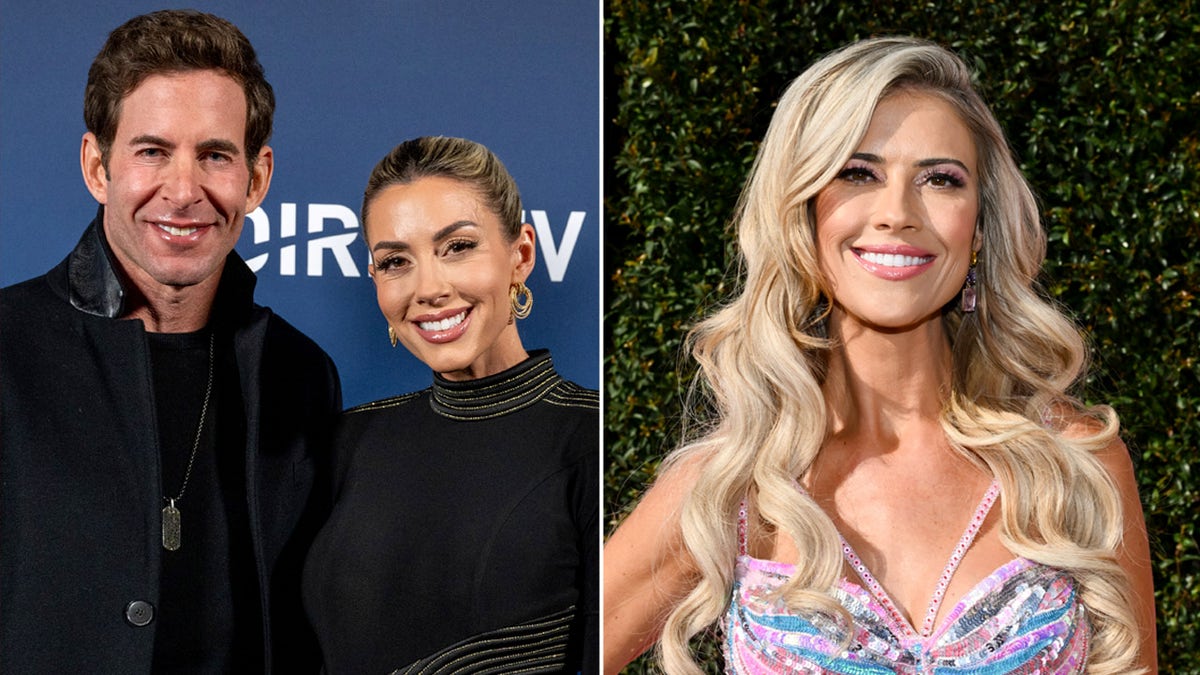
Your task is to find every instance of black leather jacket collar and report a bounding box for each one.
[59,208,258,323]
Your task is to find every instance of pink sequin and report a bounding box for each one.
[725,482,1088,673]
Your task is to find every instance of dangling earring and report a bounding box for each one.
[387,324,398,347]
[961,251,978,313]
[509,282,533,320]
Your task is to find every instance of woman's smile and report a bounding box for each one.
[852,245,937,280]
[413,307,472,343]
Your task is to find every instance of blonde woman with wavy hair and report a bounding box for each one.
[604,36,1156,674]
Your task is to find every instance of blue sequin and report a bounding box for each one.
[724,556,1088,674]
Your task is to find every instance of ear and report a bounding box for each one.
[80,132,109,204]
[511,222,536,283]
[246,145,274,211]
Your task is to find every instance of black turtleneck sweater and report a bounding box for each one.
[302,350,598,674]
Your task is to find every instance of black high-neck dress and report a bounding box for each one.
[302,351,598,674]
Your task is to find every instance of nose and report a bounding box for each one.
[874,180,922,231]
[413,261,451,306]
[161,158,203,207]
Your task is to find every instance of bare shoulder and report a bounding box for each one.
[606,448,712,560]
[634,449,712,518]
[602,449,713,673]
[1062,407,1157,670]
[1094,434,1138,486]
[1055,406,1135,483]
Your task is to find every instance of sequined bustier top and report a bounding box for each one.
[724,483,1089,673]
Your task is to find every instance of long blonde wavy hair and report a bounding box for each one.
[655,36,1142,674]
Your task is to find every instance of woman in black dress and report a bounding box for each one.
[303,136,597,674]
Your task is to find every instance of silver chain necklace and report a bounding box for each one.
[161,332,215,551]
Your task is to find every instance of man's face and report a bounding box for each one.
[82,69,272,299]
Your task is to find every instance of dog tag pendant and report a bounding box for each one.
[162,499,182,551]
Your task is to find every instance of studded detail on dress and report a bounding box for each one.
[724,484,1088,673]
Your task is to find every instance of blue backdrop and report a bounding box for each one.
[0,1,599,406]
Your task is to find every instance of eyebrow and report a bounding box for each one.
[371,220,478,253]
[850,152,972,174]
[128,135,242,157]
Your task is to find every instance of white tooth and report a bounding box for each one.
[159,224,197,236]
[419,311,466,332]
[861,251,933,267]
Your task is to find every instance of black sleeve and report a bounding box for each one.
[571,415,600,675]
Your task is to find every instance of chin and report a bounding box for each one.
[879,312,947,332]
[840,303,945,333]
[414,350,476,378]
[150,261,223,288]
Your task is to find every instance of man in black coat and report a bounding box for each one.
[0,10,341,673]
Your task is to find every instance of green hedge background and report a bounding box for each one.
[605,1,1199,671]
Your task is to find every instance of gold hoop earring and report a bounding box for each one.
[509,282,533,320]
[387,324,398,348]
